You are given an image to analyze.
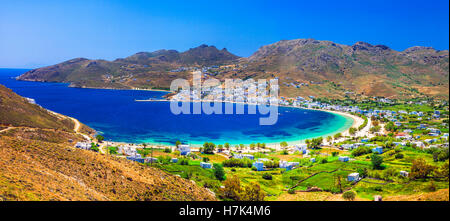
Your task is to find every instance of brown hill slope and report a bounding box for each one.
[17,45,239,90]
[17,39,449,99]
[243,39,449,99]
[0,84,215,201]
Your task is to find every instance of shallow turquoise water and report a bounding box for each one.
[0,68,353,146]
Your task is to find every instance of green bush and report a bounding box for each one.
[178,158,189,165]
[342,191,356,201]
[262,173,272,180]
[213,163,225,181]
[352,146,372,157]
[395,153,404,159]
[223,157,253,168]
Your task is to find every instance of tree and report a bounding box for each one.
[335,175,343,193]
[280,141,288,149]
[203,142,216,154]
[436,161,449,181]
[224,143,230,150]
[371,154,384,170]
[240,182,265,201]
[220,175,242,201]
[334,133,342,139]
[342,191,356,201]
[326,136,332,143]
[308,137,323,149]
[381,141,393,149]
[372,121,380,127]
[410,158,436,179]
[96,135,104,143]
[213,163,225,181]
[239,144,244,150]
[384,122,396,132]
[250,143,255,150]
[349,127,357,136]
[175,140,181,147]
[356,168,368,178]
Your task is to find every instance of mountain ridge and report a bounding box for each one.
[17,39,449,99]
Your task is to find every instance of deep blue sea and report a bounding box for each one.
[0,68,352,146]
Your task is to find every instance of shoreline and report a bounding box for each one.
[13,76,366,149]
[102,100,364,149]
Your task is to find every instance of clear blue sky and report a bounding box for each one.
[0,0,448,68]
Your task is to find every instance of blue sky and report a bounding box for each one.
[0,0,448,68]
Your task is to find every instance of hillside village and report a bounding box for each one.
[74,89,449,201]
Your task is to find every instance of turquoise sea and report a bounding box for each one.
[0,68,353,146]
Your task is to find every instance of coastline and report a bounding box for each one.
[118,100,363,149]
[11,76,365,149]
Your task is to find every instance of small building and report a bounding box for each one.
[126,156,145,163]
[361,138,369,142]
[172,158,178,163]
[400,171,409,177]
[374,195,383,201]
[144,157,158,163]
[75,142,91,150]
[178,144,191,156]
[310,158,316,163]
[200,162,212,169]
[347,173,360,182]
[339,156,349,162]
[252,161,264,171]
[294,144,308,154]
[372,147,383,154]
[234,154,254,160]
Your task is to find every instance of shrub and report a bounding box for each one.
[262,173,272,180]
[164,147,172,153]
[223,158,253,168]
[287,189,295,194]
[395,153,404,159]
[352,146,372,157]
[342,191,356,201]
[332,151,339,157]
[213,163,225,181]
[356,168,368,178]
[251,166,257,171]
[371,154,384,170]
[178,158,189,165]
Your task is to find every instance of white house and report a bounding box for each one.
[347,173,360,182]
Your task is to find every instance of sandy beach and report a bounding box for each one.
[92,99,368,150]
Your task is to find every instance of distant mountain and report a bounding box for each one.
[17,44,240,90]
[0,84,216,201]
[242,39,449,99]
[17,40,449,99]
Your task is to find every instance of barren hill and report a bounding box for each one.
[0,84,216,201]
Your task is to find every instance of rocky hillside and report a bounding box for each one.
[243,39,449,99]
[17,39,449,99]
[0,84,216,201]
[17,45,239,90]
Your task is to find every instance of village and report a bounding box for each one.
[73,87,449,201]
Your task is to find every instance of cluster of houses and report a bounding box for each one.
[74,141,91,150]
